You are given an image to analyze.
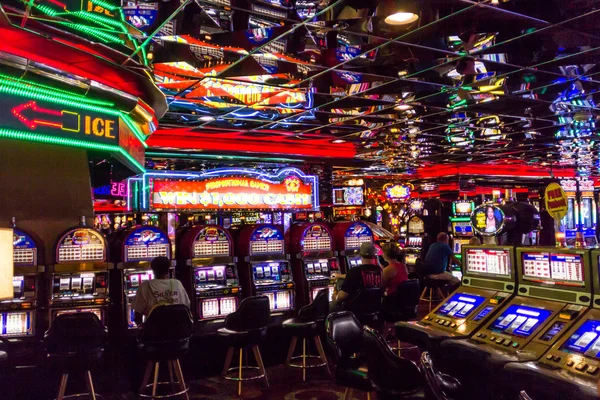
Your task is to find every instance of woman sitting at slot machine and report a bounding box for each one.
[381,243,408,296]
[131,256,191,325]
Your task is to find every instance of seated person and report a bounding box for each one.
[381,243,408,296]
[330,242,382,312]
[424,232,461,286]
[469,236,482,245]
[131,256,191,325]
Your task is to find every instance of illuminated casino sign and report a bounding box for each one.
[149,168,318,211]
[471,204,505,236]
[385,183,412,201]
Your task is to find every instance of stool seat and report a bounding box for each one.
[138,341,189,361]
[423,278,448,288]
[217,326,267,347]
[282,317,318,338]
[48,348,104,372]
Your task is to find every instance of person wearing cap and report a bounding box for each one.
[330,242,382,312]
[424,232,461,286]
[131,256,191,325]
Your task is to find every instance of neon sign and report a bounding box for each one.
[148,169,317,211]
[3,97,119,145]
[385,183,412,201]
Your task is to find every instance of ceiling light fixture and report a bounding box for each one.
[395,104,413,111]
[199,116,215,122]
[332,139,346,143]
[379,0,419,25]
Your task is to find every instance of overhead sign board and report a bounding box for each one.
[545,182,568,221]
[150,169,317,211]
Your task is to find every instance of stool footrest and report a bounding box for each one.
[287,355,327,369]
[222,366,265,382]
[138,382,189,399]
[55,394,104,400]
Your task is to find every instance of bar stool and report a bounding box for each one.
[217,296,270,396]
[137,304,194,400]
[419,278,447,312]
[282,289,330,381]
[44,312,107,400]
[347,287,383,329]
[381,279,420,356]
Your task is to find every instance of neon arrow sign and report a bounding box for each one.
[12,101,80,132]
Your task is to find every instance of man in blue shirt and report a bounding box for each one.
[424,232,461,285]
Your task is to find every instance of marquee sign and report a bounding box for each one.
[149,168,318,211]
[385,183,412,201]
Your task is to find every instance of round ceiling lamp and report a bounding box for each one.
[395,104,413,111]
[378,0,419,26]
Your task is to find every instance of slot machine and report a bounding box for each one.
[236,224,294,314]
[0,221,44,361]
[404,215,425,268]
[177,225,241,331]
[579,179,597,247]
[109,225,172,331]
[440,246,592,393]
[289,222,338,307]
[396,245,517,354]
[450,200,475,280]
[559,179,579,247]
[332,221,374,274]
[501,247,600,399]
[47,221,110,327]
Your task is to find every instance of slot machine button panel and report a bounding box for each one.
[546,354,554,360]
[511,342,519,348]
[566,360,575,367]
[586,366,598,375]
[575,363,588,372]
[552,356,561,362]
[495,338,504,344]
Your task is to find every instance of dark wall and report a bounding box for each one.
[0,139,94,262]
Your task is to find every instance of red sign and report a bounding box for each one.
[151,175,315,211]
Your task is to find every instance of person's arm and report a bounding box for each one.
[131,282,148,325]
[451,253,462,268]
[382,265,397,290]
[337,269,358,302]
[335,290,350,302]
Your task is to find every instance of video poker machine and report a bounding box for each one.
[289,222,338,307]
[109,225,171,330]
[0,221,44,362]
[47,220,110,327]
[502,248,600,399]
[396,245,516,355]
[236,224,294,314]
[439,246,592,396]
[177,225,241,330]
[332,221,374,274]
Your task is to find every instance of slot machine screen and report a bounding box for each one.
[264,290,292,310]
[253,262,282,282]
[12,276,24,298]
[195,266,227,287]
[56,228,106,263]
[560,320,600,359]
[580,198,593,229]
[465,248,512,277]
[563,198,576,230]
[1,311,33,336]
[488,305,552,337]
[193,227,231,257]
[347,256,361,268]
[125,270,154,294]
[124,227,170,262]
[452,222,473,237]
[436,293,486,319]
[408,217,425,234]
[198,297,238,319]
[344,222,373,250]
[250,226,284,255]
[405,253,418,265]
[521,252,585,287]
[302,225,332,251]
[454,201,474,215]
[53,273,107,297]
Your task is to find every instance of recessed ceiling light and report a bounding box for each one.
[332,139,346,143]
[385,12,419,25]
[395,104,412,111]
[199,116,215,122]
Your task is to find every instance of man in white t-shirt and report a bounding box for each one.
[131,256,190,325]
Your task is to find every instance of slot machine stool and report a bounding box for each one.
[419,278,448,312]
[381,279,420,356]
[137,305,193,400]
[44,312,107,400]
[282,289,330,382]
[217,296,270,396]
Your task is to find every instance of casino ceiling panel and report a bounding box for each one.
[128,0,600,174]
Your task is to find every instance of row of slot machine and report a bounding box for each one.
[2,219,378,362]
[398,244,600,398]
